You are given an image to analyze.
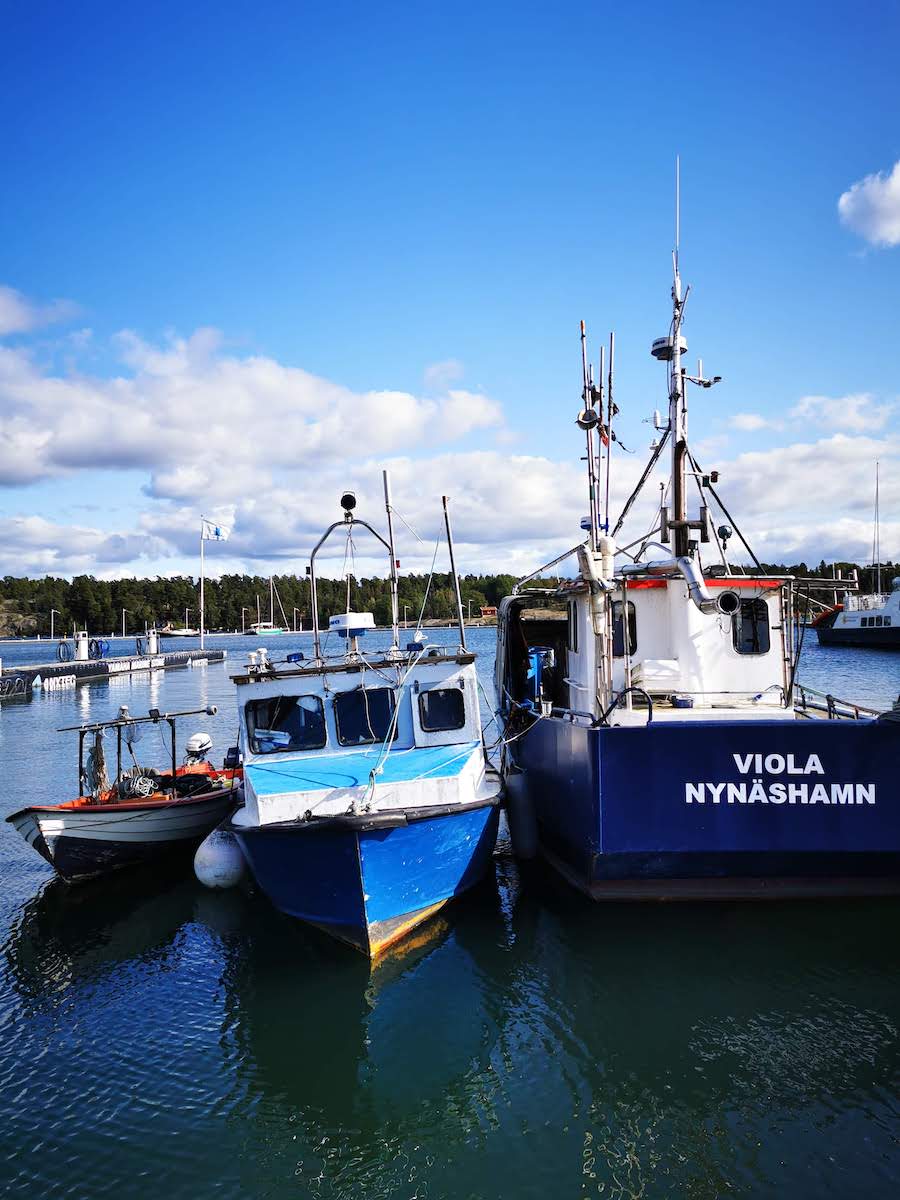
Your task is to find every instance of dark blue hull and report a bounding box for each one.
[513,715,900,899]
[230,801,501,956]
[816,625,900,648]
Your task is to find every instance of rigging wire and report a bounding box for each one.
[414,533,443,638]
[611,429,670,538]
[393,507,426,545]
[686,447,762,570]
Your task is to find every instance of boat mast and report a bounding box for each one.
[442,495,467,651]
[382,470,401,650]
[199,520,206,650]
[579,322,600,552]
[669,157,689,560]
[874,460,881,595]
[604,332,615,531]
[653,158,720,558]
[577,323,604,552]
[270,576,275,625]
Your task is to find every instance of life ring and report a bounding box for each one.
[57,640,73,662]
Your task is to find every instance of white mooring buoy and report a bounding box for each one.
[194,828,246,889]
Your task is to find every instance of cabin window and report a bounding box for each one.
[876,616,884,627]
[861,618,869,627]
[419,687,466,732]
[567,602,578,654]
[246,695,326,754]
[886,617,892,627]
[612,601,637,657]
[335,687,397,746]
[732,598,770,655]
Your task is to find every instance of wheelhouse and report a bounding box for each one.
[498,571,794,724]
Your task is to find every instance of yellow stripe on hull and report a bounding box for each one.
[368,899,449,959]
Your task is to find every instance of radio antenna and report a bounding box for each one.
[578,321,600,552]
[675,154,681,276]
[604,331,615,530]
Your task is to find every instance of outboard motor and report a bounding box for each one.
[184,731,213,764]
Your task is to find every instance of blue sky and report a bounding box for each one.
[1,1,898,578]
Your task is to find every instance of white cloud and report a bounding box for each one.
[838,160,900,247]
[708,432,899,563]
[728,396,893,437]
[0,304,896,577]
[731,413,778,432]
[0,331,506,495]
[423,359,464,391]
[0,284,80,336]
[789,393,894,433]
[0,515,165,576]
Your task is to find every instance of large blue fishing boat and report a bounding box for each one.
[227,476,502,957]
[496,202,900,899]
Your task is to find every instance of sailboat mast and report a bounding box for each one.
[270,576,275,624]
[875,460,881,595]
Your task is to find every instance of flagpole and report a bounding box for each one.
[200,519,205,651]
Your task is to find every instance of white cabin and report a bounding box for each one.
[499,564,795,727]
[234,646,486,825]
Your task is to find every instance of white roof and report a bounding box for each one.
[328,611,376,632]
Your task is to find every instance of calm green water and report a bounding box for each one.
[1,630,898,1198]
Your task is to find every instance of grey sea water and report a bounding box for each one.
[0,628,898,1198]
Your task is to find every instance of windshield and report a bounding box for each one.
[334,687,396,746]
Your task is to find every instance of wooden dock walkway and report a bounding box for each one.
[0,648,226,698]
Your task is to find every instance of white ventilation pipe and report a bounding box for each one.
[620,555,719,615]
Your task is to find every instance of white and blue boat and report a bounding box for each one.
[496,209,900,900]
[227,477,502,957]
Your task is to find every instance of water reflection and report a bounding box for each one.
[7,864,204,1000]
[2,850,900,1198]
[500,872,900,1196]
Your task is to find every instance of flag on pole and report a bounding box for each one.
[201,519,230,541]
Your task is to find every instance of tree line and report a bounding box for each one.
[0,559,894,637]
[0,571,521,637]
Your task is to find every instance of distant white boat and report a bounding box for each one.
[814,465,899,649]
[161,627,200,638]
[245,577,289,635]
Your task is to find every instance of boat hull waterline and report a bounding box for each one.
[230,800,501,957]
[512,716,900,898]
[815,623,900,649]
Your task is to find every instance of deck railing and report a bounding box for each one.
[794,684,883,721]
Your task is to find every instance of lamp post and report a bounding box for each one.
[185,607,192,631]
[293,607,301,632]
[467,599,472,622]
[241,607,251,635]
[402,604,410,629]
[121,608,129,638]
[50,609,60,640]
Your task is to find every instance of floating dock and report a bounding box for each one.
[0,648,226,698]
